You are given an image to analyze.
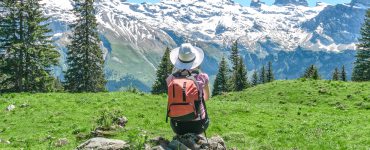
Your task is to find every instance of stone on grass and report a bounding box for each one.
[149,133,228,150]
[20,103,29,108]
[6,104,15,111]
[55,138,69,147]
[150,145,166,150]
[91,129,117,137]
[117,116,128,127]
[77,137,129,150]
[207,136,226,150]
[173,134,201,149]
[167,140,190,150]
[150,136,169,148]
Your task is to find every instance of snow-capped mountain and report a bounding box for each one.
[40,0,368,91]
[274,0,308,6]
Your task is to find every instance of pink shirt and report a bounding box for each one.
[166,72,209,119]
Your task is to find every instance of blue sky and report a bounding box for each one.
[126,0,352,7]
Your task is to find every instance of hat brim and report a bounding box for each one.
[170,46,204,70]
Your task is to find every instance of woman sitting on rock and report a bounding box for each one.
[166,43,210,135]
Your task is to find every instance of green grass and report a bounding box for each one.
[0,80,369,149]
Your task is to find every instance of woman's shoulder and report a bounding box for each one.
[166,74,174,84]
[197,72,209,78]
[195,72,209,83]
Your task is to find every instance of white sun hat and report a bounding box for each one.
[170,43,204,70]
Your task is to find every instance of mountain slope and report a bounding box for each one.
[0,80,369,149]
[39,0,369,91]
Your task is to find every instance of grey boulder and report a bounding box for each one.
[6,104,15,111]
[77,137,130,150]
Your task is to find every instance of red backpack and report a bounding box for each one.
[166,72,205,122]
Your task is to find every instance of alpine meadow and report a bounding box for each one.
[0,0,370,150]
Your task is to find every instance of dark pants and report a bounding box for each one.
[170,118,209,135]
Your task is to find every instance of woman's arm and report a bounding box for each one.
[204,83,210,100]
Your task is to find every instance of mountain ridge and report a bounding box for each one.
[38,0,368,91]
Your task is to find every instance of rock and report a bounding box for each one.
[148,134,227,150]
[117,116,128,127]
[150,145,166,150]
[20,103,29,108]
[250,0,265,8]
[76,133,90,140]
[168,140,190,150]
[77,137,130,150]
[55,138,69,147]
[6,104,15,111]
[91,129,117,137]
[207,136,226,150]
[318,88,328,94]
[173,134,201,150]
[144,143,152,150]
[150,136,169,148]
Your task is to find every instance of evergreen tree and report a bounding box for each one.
[352,9,370,81]
[252,70,258,86]
[303,64,320,80]
[232,57,248,91]
[152,47,173,94]
[0,0,60,92]
[266,61,274,82]
[312,68,320,80]
[228,40,241,91]
[229,40,239,71]
[332,67,340,81]
[212,56,229,96]
[303,65,314,78]
[259,65,267,84]
[64,0,106,92]
[341,65,347,81]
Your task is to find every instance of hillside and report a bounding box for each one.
[0,80,369,149]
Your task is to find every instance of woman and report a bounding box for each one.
[166,43,210,135]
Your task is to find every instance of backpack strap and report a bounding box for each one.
[173,69,192,78]
[166,105,169,123]
[186,74,209,120]
[201,93,208,119]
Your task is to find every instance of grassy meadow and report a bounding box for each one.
[0,79,369,149]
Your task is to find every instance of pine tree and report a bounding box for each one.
[259,65,267,84]
[228,40,241,91]
[352,9,370,81]
[212,56,229,96]
[252,70,258,86]
[232,57,248,91]
[303,65,314,78]
[0,0,60,92]
[303,64,320,80]
[0,0,16,91]
[266,61,274,82]
[332,67,340,81]
[64,0,106,92]
[152,47,173,94]
[341,65,347,81]
[312,68,320,80]
[229,40,239,71]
